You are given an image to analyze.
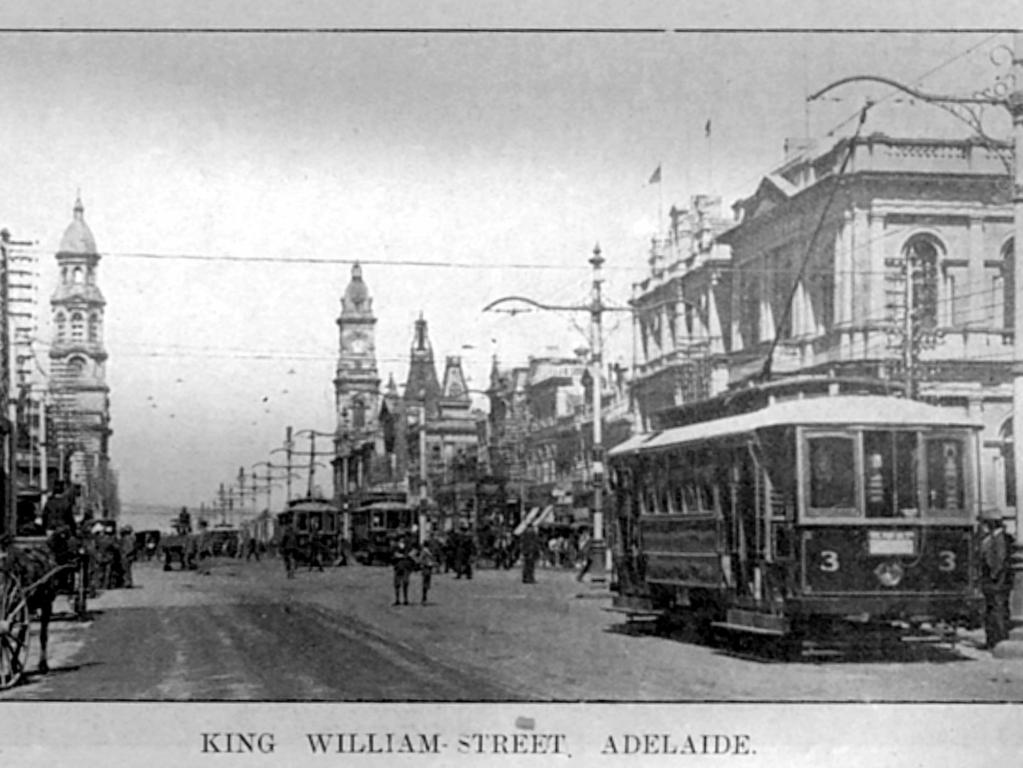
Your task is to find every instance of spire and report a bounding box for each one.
[74,192,84,220]
[414,312,430,352]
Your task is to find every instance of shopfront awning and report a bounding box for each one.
[513,505,554,536]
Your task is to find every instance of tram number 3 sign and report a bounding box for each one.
[817,549,957,571]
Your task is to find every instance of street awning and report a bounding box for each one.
[513,505,553,536]
[536,505,555,526]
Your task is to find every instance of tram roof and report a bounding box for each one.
[286,498,339,513]
[609,395,982,457]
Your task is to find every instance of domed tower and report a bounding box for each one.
[334,262,381,436]
[48,195,111,511]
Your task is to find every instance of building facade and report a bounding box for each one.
[487,354,632,529]
[48,196,113,517]
[633,134,1015,512]
[403,317,484,531]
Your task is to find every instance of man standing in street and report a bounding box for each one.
[414,538,438,604]
[392,539,415,605]
[520,523,540,584]
[280,520,299,579]
[119,526,136,588]
[453,521,476,580]
[196,520,213,576]
[979,507,1013,650]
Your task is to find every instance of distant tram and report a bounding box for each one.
[607,378,984,650]
[275,497,343,566]
[350,499,416,565]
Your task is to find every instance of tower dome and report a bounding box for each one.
[341,262,372,316]
[57,196,98,256]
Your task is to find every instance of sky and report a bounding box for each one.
[0,4,1016,514]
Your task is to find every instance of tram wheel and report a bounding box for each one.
[0,573,31,689]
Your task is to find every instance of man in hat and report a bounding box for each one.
[119,525,136,588]
[520,522,540,584]
[279,520,299,578]
[392,539,416,605]
[978,507,1013,650]
[196,520,213,576]
[452,521,476,580]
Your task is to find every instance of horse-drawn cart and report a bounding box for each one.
[0,533,90,689]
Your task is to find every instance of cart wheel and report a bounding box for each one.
[0,572,32,689]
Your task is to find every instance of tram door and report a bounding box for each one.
[613,464,644,594]
[729,445,758,598]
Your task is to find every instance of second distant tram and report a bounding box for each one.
[608,379,984,646]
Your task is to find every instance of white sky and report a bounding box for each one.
[0,4,1016,511]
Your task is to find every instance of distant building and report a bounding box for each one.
[48,196,114,518]
[488,353,632,530]
[403,316,483,531]
[333,262,384,500]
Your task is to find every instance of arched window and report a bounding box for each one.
[88,313,100,342]
[67,357,86,378]
[55,311,67,341]
[904,236,941,330]
[352,399,366,429]
[72,267,83,284]
[70,312,84,342]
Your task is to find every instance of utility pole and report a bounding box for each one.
[483,245,626,585]
[292,429,336,499]
[811,33,1023,653]
[588,245,607,583]
[270,426,295,502]
[0,230,12,535]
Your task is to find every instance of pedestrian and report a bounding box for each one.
[280,520,299,578]
[392,539,415,605]
[576,528,593,583]
[245,535,260,562]
[452,521,476,580]
[546,535,559,568]
[979,507,1013,650]
[119,526,136,588]
[415,538,438,604]
[196,520,213,575]
[520,523,541,584]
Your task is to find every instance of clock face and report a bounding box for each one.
[349,332,369,355]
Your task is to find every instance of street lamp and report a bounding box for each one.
[483,244,627,584]
[809,34,1023,651]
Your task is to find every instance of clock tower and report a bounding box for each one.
[334,262,380,436]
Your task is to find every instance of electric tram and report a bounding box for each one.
[607,377,984,647]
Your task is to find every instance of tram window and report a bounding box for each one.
[863,431,918,518]
[807,436,857,514]
[925,437,966,515]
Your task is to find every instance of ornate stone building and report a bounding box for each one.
[48,196,113,516]
[632,133,1016,511]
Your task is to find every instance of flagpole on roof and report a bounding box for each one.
[648,163,663,239]
[705,118,713,192]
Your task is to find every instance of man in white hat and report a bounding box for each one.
[979,507,1013,649]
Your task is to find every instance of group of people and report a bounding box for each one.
[390,538,439,605]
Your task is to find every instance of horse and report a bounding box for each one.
[160,532,197,571]
[0,534,66,676]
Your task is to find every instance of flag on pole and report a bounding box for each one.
[648,165,662,184]
[705,119,712,138]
